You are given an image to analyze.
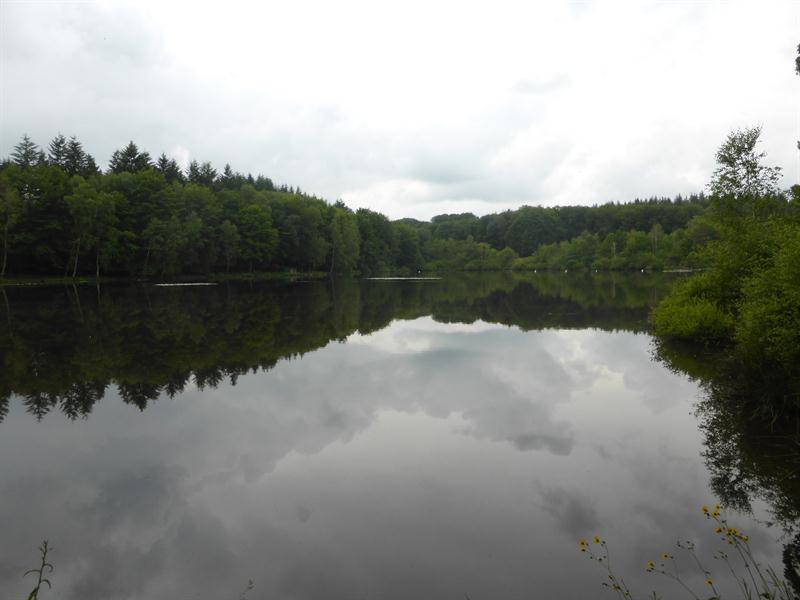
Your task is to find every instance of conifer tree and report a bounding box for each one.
[10,134,40,168]
[108,141,152,173]
[47,134,68,169]
[64,136,87,176]
[155,153,184,183]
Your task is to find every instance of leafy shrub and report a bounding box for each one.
[735,223,800,368]
[652,273,733,344]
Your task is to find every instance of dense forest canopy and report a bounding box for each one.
[1,134,712,278]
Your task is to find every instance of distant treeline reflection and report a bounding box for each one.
[0,273,673,421]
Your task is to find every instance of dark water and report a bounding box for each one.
[0,274,797,599]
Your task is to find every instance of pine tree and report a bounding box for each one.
[82,154,100,177]
[47,134,68,169]
[108,141,152,173]
[187,161,216,186]
[64,136,87,176]
[220,164,235,188]
[10,134,40,168]
[198,162,217,186]
[155,153,184,183]
[187,160,201,183]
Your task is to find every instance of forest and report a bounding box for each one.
[0,134,712,279]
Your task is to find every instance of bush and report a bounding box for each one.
[735,223,800,368]
[652,273,734,344]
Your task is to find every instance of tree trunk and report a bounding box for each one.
[1,225,7,278]
[72,284,84,322]
[329,246,335,275]
[226,255,230,274]
[143,245,151,276]
[96,247,100,279]
[1,287,11,329]
[72,237,81,278]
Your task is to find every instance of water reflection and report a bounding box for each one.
[0,273,795,599]
[655,340,800,592]
[0,273,671,421]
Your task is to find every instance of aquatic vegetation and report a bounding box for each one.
[581,505,796,599]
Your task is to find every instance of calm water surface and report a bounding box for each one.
[0,274,793,599]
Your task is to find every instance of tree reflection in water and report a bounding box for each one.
[0,272,672,422]
[655,339,800,595]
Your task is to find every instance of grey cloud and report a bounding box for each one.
[537,487,600,539]
[68,541,166,600]
[78,464,188,531]
[510,431,573,454]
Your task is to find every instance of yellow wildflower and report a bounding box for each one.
[593,536,601,544]
[701,505,709,514]
[706,579,713,586]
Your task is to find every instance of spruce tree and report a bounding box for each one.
[47,133,68,168]
[10,134,39,168]
[108,141,152,173]
[155,153,184,183]
[64,136,87,176]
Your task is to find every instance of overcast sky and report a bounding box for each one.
[1,1,798,220]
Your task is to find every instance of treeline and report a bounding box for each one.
[511,218,719,271]
[1,133,709,278]
[402,196,708,255]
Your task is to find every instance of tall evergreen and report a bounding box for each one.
[64,136,88,176]
[108,141,152,174]
[47,134,68,169]
[155,153,184,183]
[10,134,40,168]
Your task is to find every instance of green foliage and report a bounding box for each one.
[219,220,240,273]
[652,126,799,374]
[423,237,520,271]
[64,177,122,277]
[238,203,278,271]
[330,208,360,273]
[108,141,152,174]
[651,273,734,344]
[512,225,707,272]
[356,208,396,275]
[735,222,800,369]
[708,126,782,200]
[0,133,713,278]
[0,172,23,277]
[10,134,42,168]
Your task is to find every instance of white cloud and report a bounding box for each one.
[1,0,798,219]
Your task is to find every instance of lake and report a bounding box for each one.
[0,274,795,599]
